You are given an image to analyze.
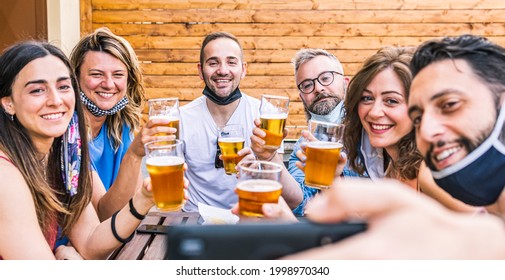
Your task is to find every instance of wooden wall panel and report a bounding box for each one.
[83,0,505,139]
[92,10,505,24]
[91,0,505,11]
[98,23,505,38]
[80,0,93,35]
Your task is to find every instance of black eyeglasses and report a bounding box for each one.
[297,71,343,94]
[215,138,224,169]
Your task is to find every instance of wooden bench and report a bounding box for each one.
[108,211,200,260]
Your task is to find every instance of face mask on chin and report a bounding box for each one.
[80,91,128,117]
[202,86,242,105]
[431,100,505,206]
[309,100,344,124]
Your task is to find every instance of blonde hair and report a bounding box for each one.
[70,27,145,150]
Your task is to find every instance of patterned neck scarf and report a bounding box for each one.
[80,91,129,117]
[61,112,81,196]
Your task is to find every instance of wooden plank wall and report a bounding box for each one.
[81,0,505,139]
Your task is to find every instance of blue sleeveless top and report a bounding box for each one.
[89,122,133,191]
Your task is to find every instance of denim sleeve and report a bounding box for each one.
[340,153,369,178]
[288,137,319,216]
[341,162,360,177]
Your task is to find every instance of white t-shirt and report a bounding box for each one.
[180,94,260,212]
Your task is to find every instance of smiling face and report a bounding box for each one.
[78,51,128,112]
[357,68,412,154]
[3,55,75,150]
[198,37,246,98]
[295,55,347,115]
[409,59,497,171]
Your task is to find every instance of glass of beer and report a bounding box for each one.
[236,160,283,217]
[218,124,245,175]
[148,97,180,143]
[145,140,185,211]
[259,95,289,149]
[304,120,345,189]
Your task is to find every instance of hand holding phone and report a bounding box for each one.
[165,220,366,260]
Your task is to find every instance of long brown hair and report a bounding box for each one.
[0,41,92,236]
[344,46,423,180]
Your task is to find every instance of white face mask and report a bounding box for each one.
[309,101,344,124]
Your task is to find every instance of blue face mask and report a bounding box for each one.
[431,102,505,206]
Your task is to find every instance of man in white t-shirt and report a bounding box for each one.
[180,32,302,212]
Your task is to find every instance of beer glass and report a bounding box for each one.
[218,124,245,175]
[148,97,180,143]
[304,120,345,189]
[259,95,289,149]
[145,140,185,211]
[236,160,283,217]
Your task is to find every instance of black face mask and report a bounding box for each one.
[202,86,242,106]
[431,102,505,206]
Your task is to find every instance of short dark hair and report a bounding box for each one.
[410,34,505,106]
[199,31,244,66]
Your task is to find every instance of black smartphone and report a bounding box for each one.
[164,220,366,260]
[136,224,169,235]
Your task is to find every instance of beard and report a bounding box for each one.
[424,130,490,171]
[202,71,236,98]
[306,94,342,115]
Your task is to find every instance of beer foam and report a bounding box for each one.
[146,156,184,166]
[237,179,282,192]
[149,115,179,122]
[260,113,288,120]
[218,137,245,143]
[307,141,343,149]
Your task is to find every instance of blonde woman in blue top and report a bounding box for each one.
[70,27,176,221]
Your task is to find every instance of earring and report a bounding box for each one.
[7,103,13,120]
[3,112,13,121]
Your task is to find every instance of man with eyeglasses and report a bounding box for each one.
[286,49,352,215]
[295,54,347,121]
[250,49,353,215]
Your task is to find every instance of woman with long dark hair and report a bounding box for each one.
[0,41,154,259]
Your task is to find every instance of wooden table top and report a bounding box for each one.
[108,210,200,260]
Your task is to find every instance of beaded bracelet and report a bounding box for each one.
[111,211,134,244]
[129,198,146,220]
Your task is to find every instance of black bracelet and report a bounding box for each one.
[129,198,146,220]
[111,211,134,244]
